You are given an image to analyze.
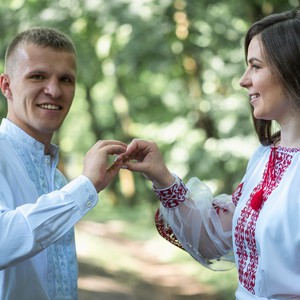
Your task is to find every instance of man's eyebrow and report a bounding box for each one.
[27,70,46,74]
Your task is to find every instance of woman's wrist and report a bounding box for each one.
[153,174,188,208]
[152,172,175,189]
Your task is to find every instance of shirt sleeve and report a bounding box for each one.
[154,174,235,270]
[0,174,98,270]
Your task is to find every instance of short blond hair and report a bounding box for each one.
[4,27,77,72]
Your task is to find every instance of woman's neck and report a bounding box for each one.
[277,118,300,148]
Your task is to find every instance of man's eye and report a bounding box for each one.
[61,77,74,84]
[31,74,44,80]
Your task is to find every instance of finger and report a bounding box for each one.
[101,144,127,156]
[106,160,124,178]
[114,154,129,163]
[121,160,146,172]
[116,139,153,162]
[123,139,145,155]
[94,140,128,150]
[109,159,123,170]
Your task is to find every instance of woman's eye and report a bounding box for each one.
[251,64,260,70]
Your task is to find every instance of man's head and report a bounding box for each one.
[0,27,77,150]
[5,27,77,74]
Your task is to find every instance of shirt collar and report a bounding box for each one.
[0,118,59,158]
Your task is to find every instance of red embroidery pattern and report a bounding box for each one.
[153,175,188,250]
[232,182,244,206]
[153,176,188,208]
[212,203,229,214]
[234,148,292,294]
[154,209,185,250]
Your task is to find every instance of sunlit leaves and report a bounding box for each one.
[0,0,296,201]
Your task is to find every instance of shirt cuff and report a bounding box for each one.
[153,174,188,208]
[61,175,98,214]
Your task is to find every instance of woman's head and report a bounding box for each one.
[243,8,300,145]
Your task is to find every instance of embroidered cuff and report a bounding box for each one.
[153,174,188,208]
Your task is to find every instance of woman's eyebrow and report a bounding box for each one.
[248,57,263,64]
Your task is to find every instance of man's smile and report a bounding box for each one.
[37,104,62,110]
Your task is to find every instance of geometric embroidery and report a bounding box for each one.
[153,175,188,208]
[3,120,78,299]
[154,209,185,251]
[232,182,244,207]
[153,176,188,252]
[234,147,292,294]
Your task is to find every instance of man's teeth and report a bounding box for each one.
[39,104,60,110]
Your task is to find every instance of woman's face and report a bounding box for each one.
[239,35,291,124]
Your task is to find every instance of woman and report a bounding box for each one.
[117,8,300,300]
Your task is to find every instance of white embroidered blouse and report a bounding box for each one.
[154,145,300,299]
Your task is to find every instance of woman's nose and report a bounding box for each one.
[239,71,251,88]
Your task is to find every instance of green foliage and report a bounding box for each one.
[0,0,297,296]
[0,0,297,202]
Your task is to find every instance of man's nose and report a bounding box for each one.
[43,78,63,98]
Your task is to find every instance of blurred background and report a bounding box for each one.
[0,0,297,299]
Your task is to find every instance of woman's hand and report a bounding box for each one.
[82,140,127,192]
[117,139,175,189]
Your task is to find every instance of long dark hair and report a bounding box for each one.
[244,8,300,145]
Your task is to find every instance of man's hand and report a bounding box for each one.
[82,140,127,192]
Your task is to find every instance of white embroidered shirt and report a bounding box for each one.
[0,119,98,300]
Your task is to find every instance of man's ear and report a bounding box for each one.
[0,74,12,100]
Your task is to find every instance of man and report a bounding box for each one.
[0,27,126,299]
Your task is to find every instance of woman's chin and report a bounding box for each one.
[253,110,268,120]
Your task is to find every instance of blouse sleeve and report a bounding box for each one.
[154,174,235,270]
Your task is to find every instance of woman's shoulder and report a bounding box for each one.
[246,144,270,169]
[251,144,270,158]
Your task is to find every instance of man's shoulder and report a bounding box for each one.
[0,132,13,151]
[0,133,19,165]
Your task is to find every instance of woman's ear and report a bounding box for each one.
[0,74,13,100]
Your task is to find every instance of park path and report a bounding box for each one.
[76,220,222,300]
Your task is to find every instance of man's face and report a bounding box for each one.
[1,43,77,145]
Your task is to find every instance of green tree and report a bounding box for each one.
[0,0,296,205]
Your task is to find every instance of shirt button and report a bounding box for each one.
[87,201,92,208]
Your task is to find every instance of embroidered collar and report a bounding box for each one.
[0,118,59,159]
[272,144,300,153]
